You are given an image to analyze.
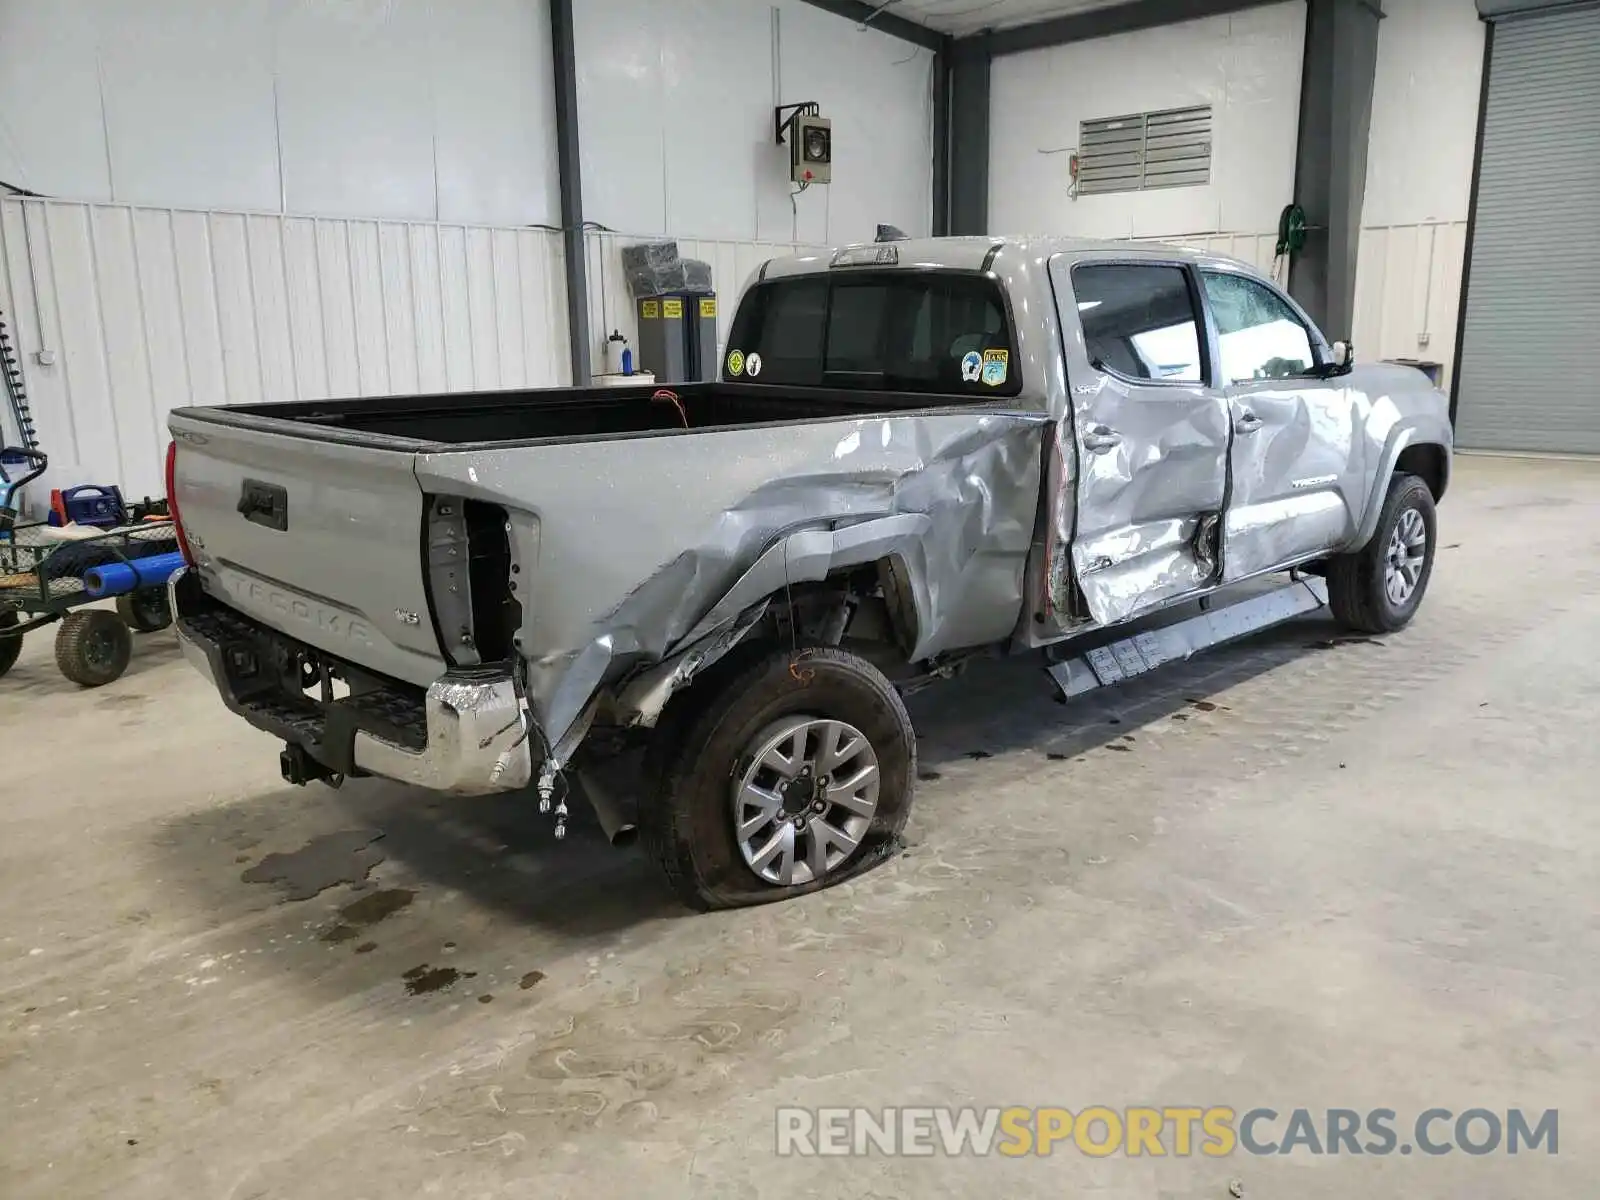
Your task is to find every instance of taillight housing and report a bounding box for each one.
[165,440,195,566]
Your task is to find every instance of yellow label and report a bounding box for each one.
[700,297,717,319]
[641,300,660,319]
[663,298,684,319]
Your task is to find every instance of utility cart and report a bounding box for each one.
[0,449,182,686]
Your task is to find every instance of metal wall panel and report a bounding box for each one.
[989,2,1304,240]
[0,0,560,226]
[572,0,934,247]
[1352,221,1469,389]
[1455,7,1600,452]
[0,198,569,499]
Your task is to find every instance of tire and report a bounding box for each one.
[1327,472,1437,634]
[0,609,21,679]
[55,609,134,687]
[642,638,776,787]
[117,587,173,633]
[642,645,916,911]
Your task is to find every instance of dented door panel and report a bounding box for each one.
[1046,256,1231,627]
[1222,380,1362,579]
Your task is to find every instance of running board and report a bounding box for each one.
[1046,576,1330,699]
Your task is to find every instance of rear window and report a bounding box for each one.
[724,272,1020,396]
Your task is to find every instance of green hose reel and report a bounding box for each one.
[1276,203,1308,259]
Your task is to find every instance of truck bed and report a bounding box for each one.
[207,381,969,447]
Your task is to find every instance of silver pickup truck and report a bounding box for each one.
[167,235,1452,909]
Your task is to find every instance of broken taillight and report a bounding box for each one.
[165,440,195,566]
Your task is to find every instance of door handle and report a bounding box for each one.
[1235,411,1264,435]
[1082,425,1122,453]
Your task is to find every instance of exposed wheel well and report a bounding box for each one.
[1396,443,1447,502]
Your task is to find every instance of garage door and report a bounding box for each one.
[1455,5,1600,453]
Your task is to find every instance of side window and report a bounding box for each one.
[1070,264,1204,383]
[1201,272,1315,384]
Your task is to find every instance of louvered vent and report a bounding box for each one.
[1077,105,1213,195]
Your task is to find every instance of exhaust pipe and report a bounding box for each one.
[577,772,638,848]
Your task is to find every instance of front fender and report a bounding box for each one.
[1353,419,1453,548]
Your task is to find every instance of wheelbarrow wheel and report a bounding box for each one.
[56,609,133,688]
[0,610,21,679]
[117,588,173,633]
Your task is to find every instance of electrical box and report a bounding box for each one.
[791,113,832,186]
[636,293,719,383]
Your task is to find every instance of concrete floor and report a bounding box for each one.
[2,454,1597,1199]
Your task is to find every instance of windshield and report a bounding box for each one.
[724,271,1020,397]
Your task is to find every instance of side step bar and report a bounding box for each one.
[1047,576,1329,699]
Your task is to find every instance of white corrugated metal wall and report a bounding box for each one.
[1353,0,1483,391]
[1351,220,1469,387]
[0,198,569,499]
[988,5,1306,253]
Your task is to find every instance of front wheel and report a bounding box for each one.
[1327,472,1437,634]
[643,645,916,910]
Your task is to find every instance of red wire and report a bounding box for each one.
[652,388,687,428]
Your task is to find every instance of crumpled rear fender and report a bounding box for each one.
[611,513,939,726]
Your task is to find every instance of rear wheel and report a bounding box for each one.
[1327,473,1437,633]
[55,609,133,687]
[0,610,21,678]
[117,588,173,633]
[643,645,915,910]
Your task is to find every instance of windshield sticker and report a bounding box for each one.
[727,350,745,377]
[746,352,763,378]
[981,349,1009,387]
[960,351,982,383]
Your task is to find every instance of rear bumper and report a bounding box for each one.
[171,567,533,794]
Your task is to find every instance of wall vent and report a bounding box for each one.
[1077,105,1213,195]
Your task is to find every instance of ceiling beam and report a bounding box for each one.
[980,0,1283,57]
[795,0,946,51]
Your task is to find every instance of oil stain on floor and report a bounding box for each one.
[240,830,386,901]
[402,965,476,996]
[319,888,416,944]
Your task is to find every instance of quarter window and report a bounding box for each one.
[1202,272,1316,384]
[1071,264,1204,383]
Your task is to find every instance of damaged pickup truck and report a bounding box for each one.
[167,236,1452,909]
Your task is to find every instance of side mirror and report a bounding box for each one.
[1331,340,1353,369]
